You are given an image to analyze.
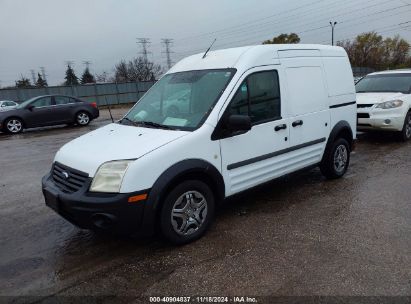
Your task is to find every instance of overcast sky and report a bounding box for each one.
[1,0,410,86]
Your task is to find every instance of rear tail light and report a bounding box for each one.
[90,102,97,108]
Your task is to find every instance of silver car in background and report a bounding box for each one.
[0,100,18,111]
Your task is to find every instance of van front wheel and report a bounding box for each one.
[160,180,215,245]
[320,138,350,179]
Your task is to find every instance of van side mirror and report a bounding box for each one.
[27,105,35,111]
[226,115,251,133]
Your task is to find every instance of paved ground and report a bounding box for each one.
[0,108,410,302]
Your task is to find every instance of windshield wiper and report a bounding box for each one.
[136,121,174,130]
[119,117,137,125]
[120,117,174,130]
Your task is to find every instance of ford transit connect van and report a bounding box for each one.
[42,45,356,244]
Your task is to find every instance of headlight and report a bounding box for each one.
[375,100,403,109]
[90,160,133,193]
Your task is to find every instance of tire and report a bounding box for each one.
[76,111,90,126]
[160,180,215,245]
[4,117,23,134]
[399,111,411,142]
[320,137,350,179]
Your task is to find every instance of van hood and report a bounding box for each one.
[55,123,189,176]
[356,92,404,105]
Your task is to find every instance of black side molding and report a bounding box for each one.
[227,137,326,170]
[329,101,356,109]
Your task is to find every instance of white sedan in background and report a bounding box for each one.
[0,100,18,111]
[356,69,411,141]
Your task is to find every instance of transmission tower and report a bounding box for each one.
[161,38,174,69]
[83,61,91,69]
[40,67,47,83]
[136,38,151,61]
[30,70,36,84]
[65,61,74,68]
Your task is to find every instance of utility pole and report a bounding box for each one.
[329,21,337,46]
[136,38,151,62]
[161,38,174,69]
[30,70,36,84]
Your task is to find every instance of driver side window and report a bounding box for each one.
[227,70,281,124]
[32,97,52,108]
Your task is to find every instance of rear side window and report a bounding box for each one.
[55,96,71,105]
[228,70,281,124]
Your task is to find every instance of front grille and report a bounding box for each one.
[357,113,370,119]
[52,162,89,193]
[357,104,374,108]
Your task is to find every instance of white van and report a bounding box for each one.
[356,69,411,141]
[42,44,356,244]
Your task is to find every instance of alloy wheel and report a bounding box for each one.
[6,119,22,133]
[77,113,90,125]
[333,144,348,173]
[171,191,208,236]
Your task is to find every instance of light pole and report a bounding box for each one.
[329,21,337,46]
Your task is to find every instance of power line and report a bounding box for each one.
[161,38,174,69]
[174,1,410,57]
[172,0,327,44]
[318,20,411,44]
[173,0,388,53]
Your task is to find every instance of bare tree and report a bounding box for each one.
[95,71,110,83]
[114,57,162,83]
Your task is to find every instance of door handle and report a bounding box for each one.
[292,120,303,127]
[274,124,287,131]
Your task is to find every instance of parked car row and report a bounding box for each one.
[0,95,99,134]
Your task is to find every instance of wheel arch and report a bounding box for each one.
[141,159,225,232]
[3,116,26,129]
[326,120,353,152]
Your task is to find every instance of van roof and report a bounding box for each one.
[168,44,347,74]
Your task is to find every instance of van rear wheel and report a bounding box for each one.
[320,138,350,179]
[160,180,215,245]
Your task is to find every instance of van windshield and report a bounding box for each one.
[356,73,411,94]
[121,69,235,130]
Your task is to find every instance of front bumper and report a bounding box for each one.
[357,106,406,131]
[42,172,152,235]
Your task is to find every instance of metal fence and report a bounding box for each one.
[0,81,156,105]
[352,67,375,77]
